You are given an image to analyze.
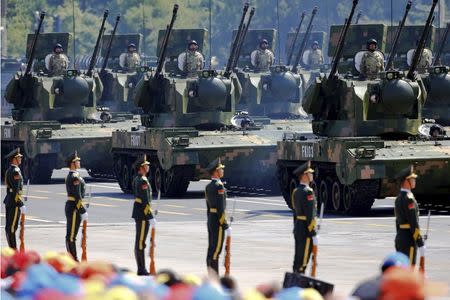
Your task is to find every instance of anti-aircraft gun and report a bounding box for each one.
[4,11,105,122]
[98,15,147,113]
[422,22,450,125]
[111,3,299,197]
[1,10,135,183]
[276,0,450,215]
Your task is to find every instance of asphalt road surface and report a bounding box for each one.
[1,169,449,297]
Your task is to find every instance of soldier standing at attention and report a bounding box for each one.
[360,39,384,80]
[178,40,204,77]
[120,43,141,71]
[3,148,26,249]
[394,166,425,266]
[132,155,155,276]
[48,43,69,76]
[65,152,88,261]
[291,161,318,274]
[205,158,230,275]
[251,39,275,72]
[307,41,324,69]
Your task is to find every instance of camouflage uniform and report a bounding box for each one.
[124,52,141,70]
[251,48,275,72]
[48,54,69,76]
[65,167,87,261]
[205,159,228,274]
[307,49,324,69]
[360,51,384,79]
[394,188,424,265]
[132,158,153,275]
[3,149,24,250]
[291,162,317,274]
[178,51,204,77]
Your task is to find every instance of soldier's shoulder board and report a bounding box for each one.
[13,167,20,172]
[406,192,415,200]
[304,186,313,193]
[215,181,223,187]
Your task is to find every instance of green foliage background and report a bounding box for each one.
[4,0,450,63]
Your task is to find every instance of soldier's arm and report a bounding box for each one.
[73,176,86,214]
[140,179,154,219]
[305,189,317,236]
[216,184,229,229]
[360,54,367,75]
[11,169,24,206]
[405,199,424,247]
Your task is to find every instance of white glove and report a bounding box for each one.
[150,218,157,227]
[418,246,426,257]
[81,212,88,222]
[20,206,27,214]
[312,236,319,246]
[225,227,232,236]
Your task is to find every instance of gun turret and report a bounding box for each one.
[433,23,450,66]
[286,11,306,66]
[292,6,317,73]
[155,4,178,76]
[25,11,45,75]
[387,1,412,70]
[407,0,438,80]
[355,11,362,25]
[101,14,121,72]
[87,10,109,77]
[232,7,255,72]
[328,0,358,79]
[225,3,249,77]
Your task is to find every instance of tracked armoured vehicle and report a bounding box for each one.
[277,0,450,215]
[111,5,312,196]
[1,11,138,183]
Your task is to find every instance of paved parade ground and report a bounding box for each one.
[1,169,450,297]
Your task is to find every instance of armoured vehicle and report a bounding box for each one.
[422,23,450,125]
[277,0,450,215]
[98,16,146,112]
[1,11,137,183]
[111,4,311,196]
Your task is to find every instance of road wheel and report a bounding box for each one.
[286,178,298,210]
[121,163,132,193]
[277,164,291,206]
[23,155,53,184]
[343,185,355,213]
[162,166,190,197]
[331,180,342,212]
[319,178,331,210]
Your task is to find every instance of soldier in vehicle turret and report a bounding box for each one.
[178,40,204,77]
[360,39,385,79]
[407,41,433,73]
[250,39,275,72]
[306,41,324,69]
[46,43,69,76]
[119,43,141,71]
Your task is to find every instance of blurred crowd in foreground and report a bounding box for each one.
[0,248,447,300]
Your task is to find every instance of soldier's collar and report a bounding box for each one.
[11,164,18,167]
[299,182,309,187]
[211,177,221,181]
[69,169,78,173]
[400,188,411,193]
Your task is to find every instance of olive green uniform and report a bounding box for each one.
[205,178,229,273]
[292,183,317,273]
[65,170,86,261]
[3,164,24,249]
[394,189,424,265]
[132,174,153,274]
